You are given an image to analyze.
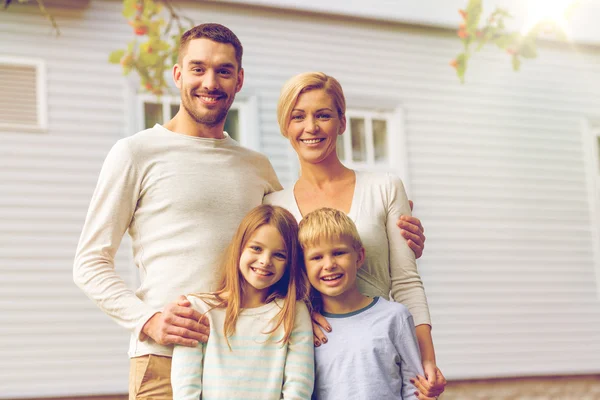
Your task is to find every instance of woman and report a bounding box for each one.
[264,72,446,399]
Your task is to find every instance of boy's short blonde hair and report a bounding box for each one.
[298,208,363,251]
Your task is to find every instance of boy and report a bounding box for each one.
[298,208,425,400]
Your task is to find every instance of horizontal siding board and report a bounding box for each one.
[1,0,599,397]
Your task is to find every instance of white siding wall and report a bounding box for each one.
[0,1,136,397]
[1,0,599,397]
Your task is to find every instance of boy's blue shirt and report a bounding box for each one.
[312,297,424,400]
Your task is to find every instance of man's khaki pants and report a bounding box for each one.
[129,355,173,399]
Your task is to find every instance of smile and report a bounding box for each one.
[251,267,273,276]
[195,94,224,104]
[321,274,342,281]
[300,138,325,144]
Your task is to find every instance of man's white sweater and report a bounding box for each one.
[73,124,281,357]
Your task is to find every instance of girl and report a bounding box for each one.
[171,205,314,400]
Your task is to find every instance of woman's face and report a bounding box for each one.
[286,89,346,165]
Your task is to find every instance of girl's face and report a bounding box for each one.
[239,224,288,306]
[286,89,346,165]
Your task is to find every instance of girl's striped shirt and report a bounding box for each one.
[171,296,314,399]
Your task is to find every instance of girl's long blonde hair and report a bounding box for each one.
[192,205,309,346]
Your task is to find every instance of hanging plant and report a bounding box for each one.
[4,0,577,87]
[450,0,569,82]
[108,0,194,95]
[2,0,60,34]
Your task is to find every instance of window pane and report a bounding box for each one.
[372,119,388,162]
[144,102,163,129]
[350,118,366,162]
[170,103,179,119]
[597,135,600,173]
[336,135,345,161]
[224,109,239,142]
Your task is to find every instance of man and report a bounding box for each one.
[74,23,426,399]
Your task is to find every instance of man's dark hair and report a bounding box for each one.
[178,23,243,69]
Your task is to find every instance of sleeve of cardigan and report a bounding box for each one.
[73,139,157,337]
[386,173,431,327]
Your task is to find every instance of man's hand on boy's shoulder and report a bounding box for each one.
[141,295,210,346]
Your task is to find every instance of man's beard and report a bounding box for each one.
[181,88,235,127]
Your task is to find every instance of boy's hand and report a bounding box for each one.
[411,363,447,398]
[311,311,331,347]
[141,295,210,346]
[397,200,426,259]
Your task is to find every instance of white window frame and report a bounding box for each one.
[287,106,410,193]
[581,118,600,297]
[135,94,260,151]
[341,106,410,192]
[0,56,47,132]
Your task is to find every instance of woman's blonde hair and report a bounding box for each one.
[191,205,309,347]
[277,72,346,138]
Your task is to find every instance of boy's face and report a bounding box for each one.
[303,237,365,299]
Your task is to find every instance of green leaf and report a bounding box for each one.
[143,0,158,17]
[494,32,519,49]
[564,1,581,19]
[154,39,170,52]
[148,19,163,36]
[122,0,136,18]
[465,0,483,31]
[553,26,568,42]
[109,49,125,64]
[493,8,512,19]
[456,53,468,83]
[519,38,537,58]
[531,20,568,42]
[512,55,521,71]
[139,51,159,66]
[475,26,496,51]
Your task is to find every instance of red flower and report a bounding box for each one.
[134,25,148,35]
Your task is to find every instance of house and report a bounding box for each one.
[1,0,599,398]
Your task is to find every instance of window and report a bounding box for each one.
[287,106,410,190]
[582,119,600,296]
[337,108,409,186]
[337,110,392,167]
[0,57,47,132]
[137,94,259,151]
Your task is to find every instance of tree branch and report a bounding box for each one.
[35,0,60,35]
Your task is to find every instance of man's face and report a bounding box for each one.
[174,38,244,127]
